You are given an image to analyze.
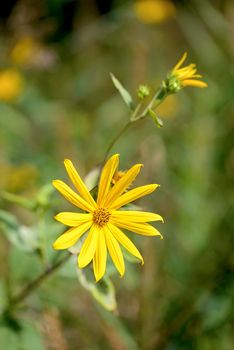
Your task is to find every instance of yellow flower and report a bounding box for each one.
[53,154,163,281]
[111,170,126,185]
[0,69,23,102]
[11,37,41,66]
[167,52,208,91]
[7,164,38,193]
[134,0,176,24]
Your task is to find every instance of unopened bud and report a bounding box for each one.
[137,85,150,99]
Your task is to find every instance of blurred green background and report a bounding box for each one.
[0,0,233,349]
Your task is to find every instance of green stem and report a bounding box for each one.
[102,87,168,165]
[0,191,35,210]
[136,87,167,120]
[37,208,48,266]
[130,101,143,121]
[4,252,71,314]
[102,120,132,164]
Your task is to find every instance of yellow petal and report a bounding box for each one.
[111,210,163,223]
[182,79,208,88]
[172,52,187,71]
[78,225,98,268]
[53,180,94,212]
[97,154,119,206]
[108,223,143,264]
[104,226,125,276]
[53,221,92,250]
[103,164,143,207]
[109,184,159,210]
[178,67,197,79]
[111,218,163,238]
[176,64,196,74]
[190,74,203,78]
[93,229,107,282]
[54,212,92,226]
[64,159,97,208]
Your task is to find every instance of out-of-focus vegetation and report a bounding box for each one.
[0,0,233,349]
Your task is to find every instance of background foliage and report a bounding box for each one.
[0,0,233,349]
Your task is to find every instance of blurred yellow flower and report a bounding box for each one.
[11,37,41,66]
[168,52,208,91]
[53,154,163,282]
[7,164,38,193]
[111,170,126,185]
[0,163,37,193]
[0,69,23,102]
[134,0,176,24]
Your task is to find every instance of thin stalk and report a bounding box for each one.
[102,101,146,165]
[102,88,167,164]
[102,120,132,164]
[137,87,167,120]
[0,191,35,210]
[37,208,48,267]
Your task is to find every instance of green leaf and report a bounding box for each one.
[0,191,35,210]
[9,247,42,282]
[0,210,39,252]
[0,327,19,350]
[0,322,45,350]
[0,210,18,231]
[84,167,100,191]
[148,108,163,128]
[0,280,7,313]
[36,183,54,209]
[198,294,232,331]
[77,268,117,311]
[110,73,134,111]
[20,321,46,350]
[58,255,77,278]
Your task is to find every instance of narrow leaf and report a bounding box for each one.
[77,268,117,311]
[148,108,164,128]
[110,73,134,110]
[0,210,39,252]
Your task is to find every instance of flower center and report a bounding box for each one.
[93,208,111,227]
